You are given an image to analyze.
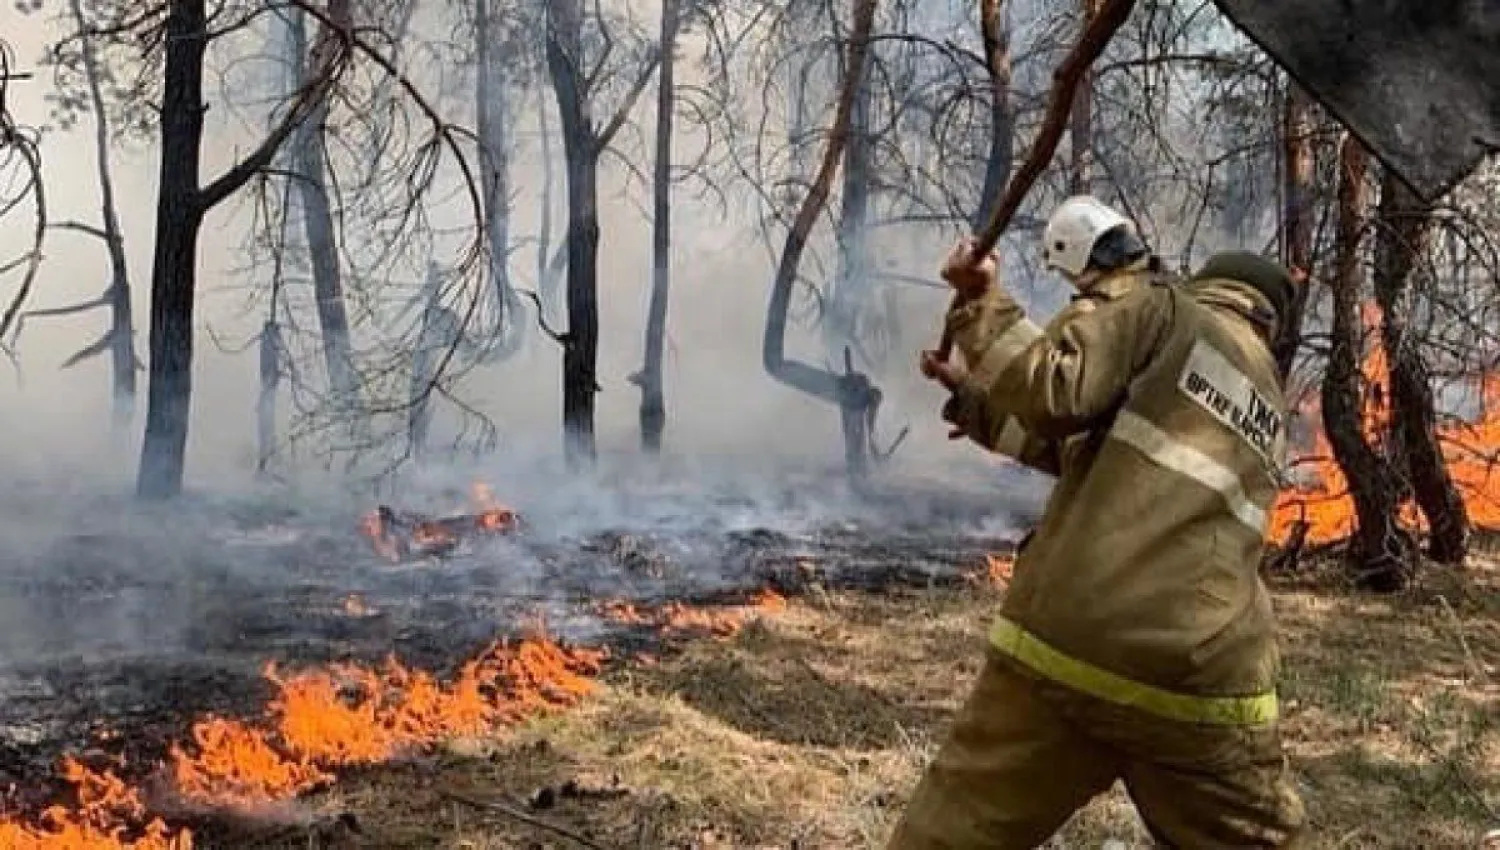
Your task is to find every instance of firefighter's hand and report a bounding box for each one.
[940,237,999,300]
[920,348,964,391]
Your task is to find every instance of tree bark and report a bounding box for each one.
[1067,0,1101,194]
[70,0,137,428]
[475,0,525,357]
[289,8,356,408]
[1322,135,1413,592]
[975,0,1014,229]
[137,0,209,500]
[544,0,601,468]
[827,56,873,368]
[138,0,342,498]
[762,0,881,480]
[409,263,452,458]
[637,0,680,454]
[1374,170,1469,564]
[257,317,282,476]
[536,85,563,317]
[1273,83,1315,378]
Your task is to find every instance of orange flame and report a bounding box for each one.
[1268,301,1500,547]
[358,482,521,562]
[0,635,604,847]
[963,554,1014,589]
[598,587,787,639]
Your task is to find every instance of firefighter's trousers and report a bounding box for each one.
[885,649,1307,849]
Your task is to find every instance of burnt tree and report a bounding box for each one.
[763,0,884,481]
[137,0,346,499]
[1273,83,1315,378]
[475,0,526,357]
[1373,171,1469,565]
[634,0,681,454]
[12,0,139,427]
[543,0,660,468]
[974,0,1015,228]
[1067,0,1101,194]
[288,7,356,410]
[1321,135,1413,591]
[825,26,874,369]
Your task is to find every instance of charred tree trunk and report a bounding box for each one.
[975,0,1014,228]
[762,0,881,481]
[476,0,525,357]
[636,0,680,454]
[1322,136,1413,591]
[536,86,563,318]
[137,0,210,499]
[1067,0,1100,194]
[1374,171,1469,564]
[409,263,452,458]
[543,0,659,469]
[827,64,873,368]
[69,0,137,427]
[257,316,282,476]
[289,9,356,411]
[1274,83,1315,378]
[545,0,602,469]
[138,0,341,498]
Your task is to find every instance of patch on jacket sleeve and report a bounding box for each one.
[1177,340,1285,463]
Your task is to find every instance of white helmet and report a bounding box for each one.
[1041,195,1135,277]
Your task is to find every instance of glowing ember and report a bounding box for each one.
[963,554,1014,589]
[598,588,788,638]
[359,482,521,562]
[341,594,374,617]
[1268,301,1500,548]
[0,636,603,846]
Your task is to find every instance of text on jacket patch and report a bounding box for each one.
[1178,341,1284,463]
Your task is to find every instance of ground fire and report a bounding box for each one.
[0,634,604,848]
[598,587,788,639]
[360,483,521,561]
[1267,301,1500,549]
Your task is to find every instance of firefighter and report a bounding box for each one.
[894,196,1307,849]
[928,196,1171,474]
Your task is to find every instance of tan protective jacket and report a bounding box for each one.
[946,261,1162,475]
[945,273,1288,725]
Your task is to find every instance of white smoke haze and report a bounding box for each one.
[0,0,1251,680]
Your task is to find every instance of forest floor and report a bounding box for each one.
[203,543,1500,850]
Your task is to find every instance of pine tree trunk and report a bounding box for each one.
[1322,136,1413,591]
[138,0,210,499]
[638,0,679,454]
[1374,170,1469,565]
[544,0,601,469]
[1273,83,1315,378]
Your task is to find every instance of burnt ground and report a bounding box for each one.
[0,474,1034,819]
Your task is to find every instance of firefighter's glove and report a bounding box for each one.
[940,236,1000,302]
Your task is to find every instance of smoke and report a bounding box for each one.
[0,1,1060,688]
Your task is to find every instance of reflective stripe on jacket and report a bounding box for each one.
[944,263,1163,475]
[946,274,1289,725]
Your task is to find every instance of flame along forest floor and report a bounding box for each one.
[191,544,1500,850]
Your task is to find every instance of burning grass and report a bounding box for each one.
[597,587,788,639]
[0,634,605,848]
[267,553,1500,848]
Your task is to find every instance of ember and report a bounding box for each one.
[360,482,521,561]
[0,636,603,846]
[964,554,1014,589]
[598,587,788,638]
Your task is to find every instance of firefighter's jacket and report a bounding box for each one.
[944,273,1288,726]
[944,261,1162,474]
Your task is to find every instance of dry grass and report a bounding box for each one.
[217,554,1500,849]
